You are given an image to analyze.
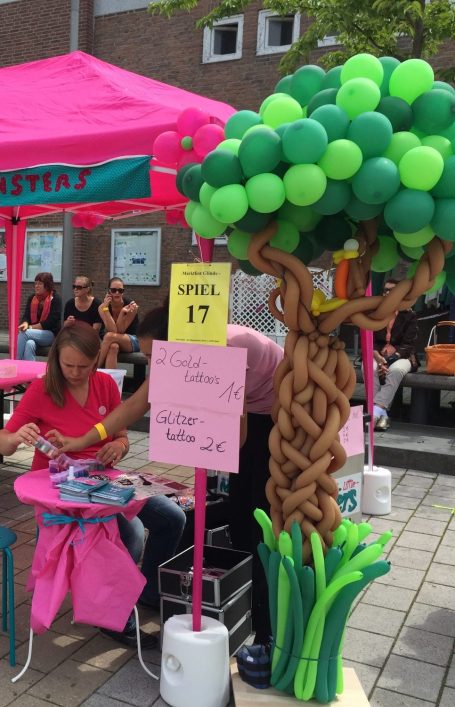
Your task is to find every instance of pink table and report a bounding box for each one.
[14,468,147,634]
[0,359,47,463]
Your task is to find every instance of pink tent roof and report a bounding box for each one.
[0,50,235,220]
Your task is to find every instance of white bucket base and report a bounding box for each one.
[98,368,126,395]
[362,465,392,515]
[160,614,230,707]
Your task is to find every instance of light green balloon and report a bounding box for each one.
[245,173,286,213]
[394,226,435,247]
[421,135,453,160]
[283,164,327,206]
[259,93,291,115]
[262,96,302,128]
[336,78,381,119]
[389,58,434,105]
[341,53,384,87]
[184,200,198,227]
[270,219,300,253]
[399,146,444,191]
[383,131,421,165]
[372,235,399,272]
[227,229,252,259]
[401,243,425,259]
[199,182,217,210]
[209,184,249,224]
[318,139,363,180]
[191,205,226,238]
[216,138,241,155]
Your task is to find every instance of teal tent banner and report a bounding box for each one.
[0,156,151,206]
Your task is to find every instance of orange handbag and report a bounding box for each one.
[425,321,455,375]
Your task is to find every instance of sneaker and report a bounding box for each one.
[99,626,159,650]
[375,415,390,431]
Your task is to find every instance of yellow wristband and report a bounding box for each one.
[94,422,108,441]
[101,307,109,312]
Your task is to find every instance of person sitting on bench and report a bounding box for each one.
[373,279,419,431]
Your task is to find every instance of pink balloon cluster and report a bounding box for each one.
[153,107,224,168]
[72,213,105,230]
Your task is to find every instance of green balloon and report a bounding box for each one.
[348,112,393,158]
[446,249,455,266]
[307,88,338,115]
[270,219,300,252]
[394,226,435,247]
[182,164,204,201]
[184,200,198,227]
[278,201,322,231]
[399,146,444,191]
[209,184,249,223]
[407,261,418,278]
[372,235,399,272]
[320,66,342,90]
[274,75,293,94]
[341,53,384,87]
[383,131,421,164]
[227,229,252,259]
[413,89,455,134]
[216,138,241,155]
[336,78,381,119]
[376,96,413,132]
[275,122,292,138]
[225,110,262,139]
[192,204,226,238]
[201,149,243,188]
[440,122,455,142]
[389,59,434,105]
[290,65,326,106]
[313,179,352,215]
[447,271,455,293]
[262,96,302,128]
[259,92,290,115]
[431,198,455,241]
[401,243,425,260]
[352,157,400,204]
[237,259,262,276]
[384,189,435,233]
[292,232,315,263]
[176,162,198,196]
[379,56,401,96]
[281,119,328,164]
[234,208,272,232]
[433,80,455,94]
[310,104,350,142]
[238,127,282,177]
[344,197,384,221]
[199,182,218,209]
[283,164,327,206]
[432,155,455,198]
[426,270,446,294]
[318,139,363,180]
[315,214,352,250]
[422,135,453,160]
[245,173,286,212]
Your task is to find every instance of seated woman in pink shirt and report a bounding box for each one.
[50,302,284,646]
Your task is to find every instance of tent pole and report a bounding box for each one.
[61,213,74,322]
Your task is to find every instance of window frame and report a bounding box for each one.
[110,227,161,286]
[256,10,301,56]
[317,34,339,48]
[202,14,244,64]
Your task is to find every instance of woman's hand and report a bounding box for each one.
[45,429,88,454]
[64,316,76,327]
[13,423,40,447]
[96,440,126,467]
[101,293,112,309]
[121,301,138,316]
[18,322,29,332]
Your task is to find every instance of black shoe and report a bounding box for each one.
[99,626,159,650]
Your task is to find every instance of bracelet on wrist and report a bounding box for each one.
[94,422,108,441]
[101,307,109,312]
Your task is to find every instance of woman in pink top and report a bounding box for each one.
[51,302,284,645]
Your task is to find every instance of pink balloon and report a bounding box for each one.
[153,131,182,165]
[72,214,104,230]
[166,209,183,225]
[178,149,199,169]
[193,123,224,158]
[177,107,210,137]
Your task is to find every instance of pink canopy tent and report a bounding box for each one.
[0,50,234,355]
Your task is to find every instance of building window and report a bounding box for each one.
[110,228,161,286]
[191,231,227,247]
[257,11,300,55]
[202,15,244,63]
[317,34,339,48]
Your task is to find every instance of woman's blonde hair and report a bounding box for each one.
[74,275,93,294]
[45,322,100,407]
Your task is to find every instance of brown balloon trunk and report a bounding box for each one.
[247,218,451,561]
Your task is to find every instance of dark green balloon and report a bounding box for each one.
[292,232,315,264]
[352,157,400,204]
[237,259,262,276]
[275,75,293,94]
[307,88,338,115]
[384,189,435,233]
[433,80,455,95]
[200,149,243,188]
[181,164,204,202]
[431,198,455,241]
[238,127,282,177]
[234,208,272,232]
[273,161,289,178]
[278,200,322,231]
[281,119,328,164]
[315,214,352,250]
[313,179,352,215]
[432,155,455,198]
[379,56,400,96]
[345,197,385,221]
[320,66,342,90]
[275,122,292,138]
[290,65,325,106]
[347,112,393,158]
[310,104,350,142]
[176,162,198,197]
[412,89,455,134]
[376,96,413,132]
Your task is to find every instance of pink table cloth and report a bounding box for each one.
[14,469,146,634]
[0,359,47,389]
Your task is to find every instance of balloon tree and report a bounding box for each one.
[155,55,454,702]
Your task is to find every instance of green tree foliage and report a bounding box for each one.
[149,0,455,75]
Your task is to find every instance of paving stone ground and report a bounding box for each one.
[0,433,454,705]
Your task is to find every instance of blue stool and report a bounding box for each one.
[0,525,16,666]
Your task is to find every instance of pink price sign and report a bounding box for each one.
[148,341,247,473]
[338,405,365,458]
